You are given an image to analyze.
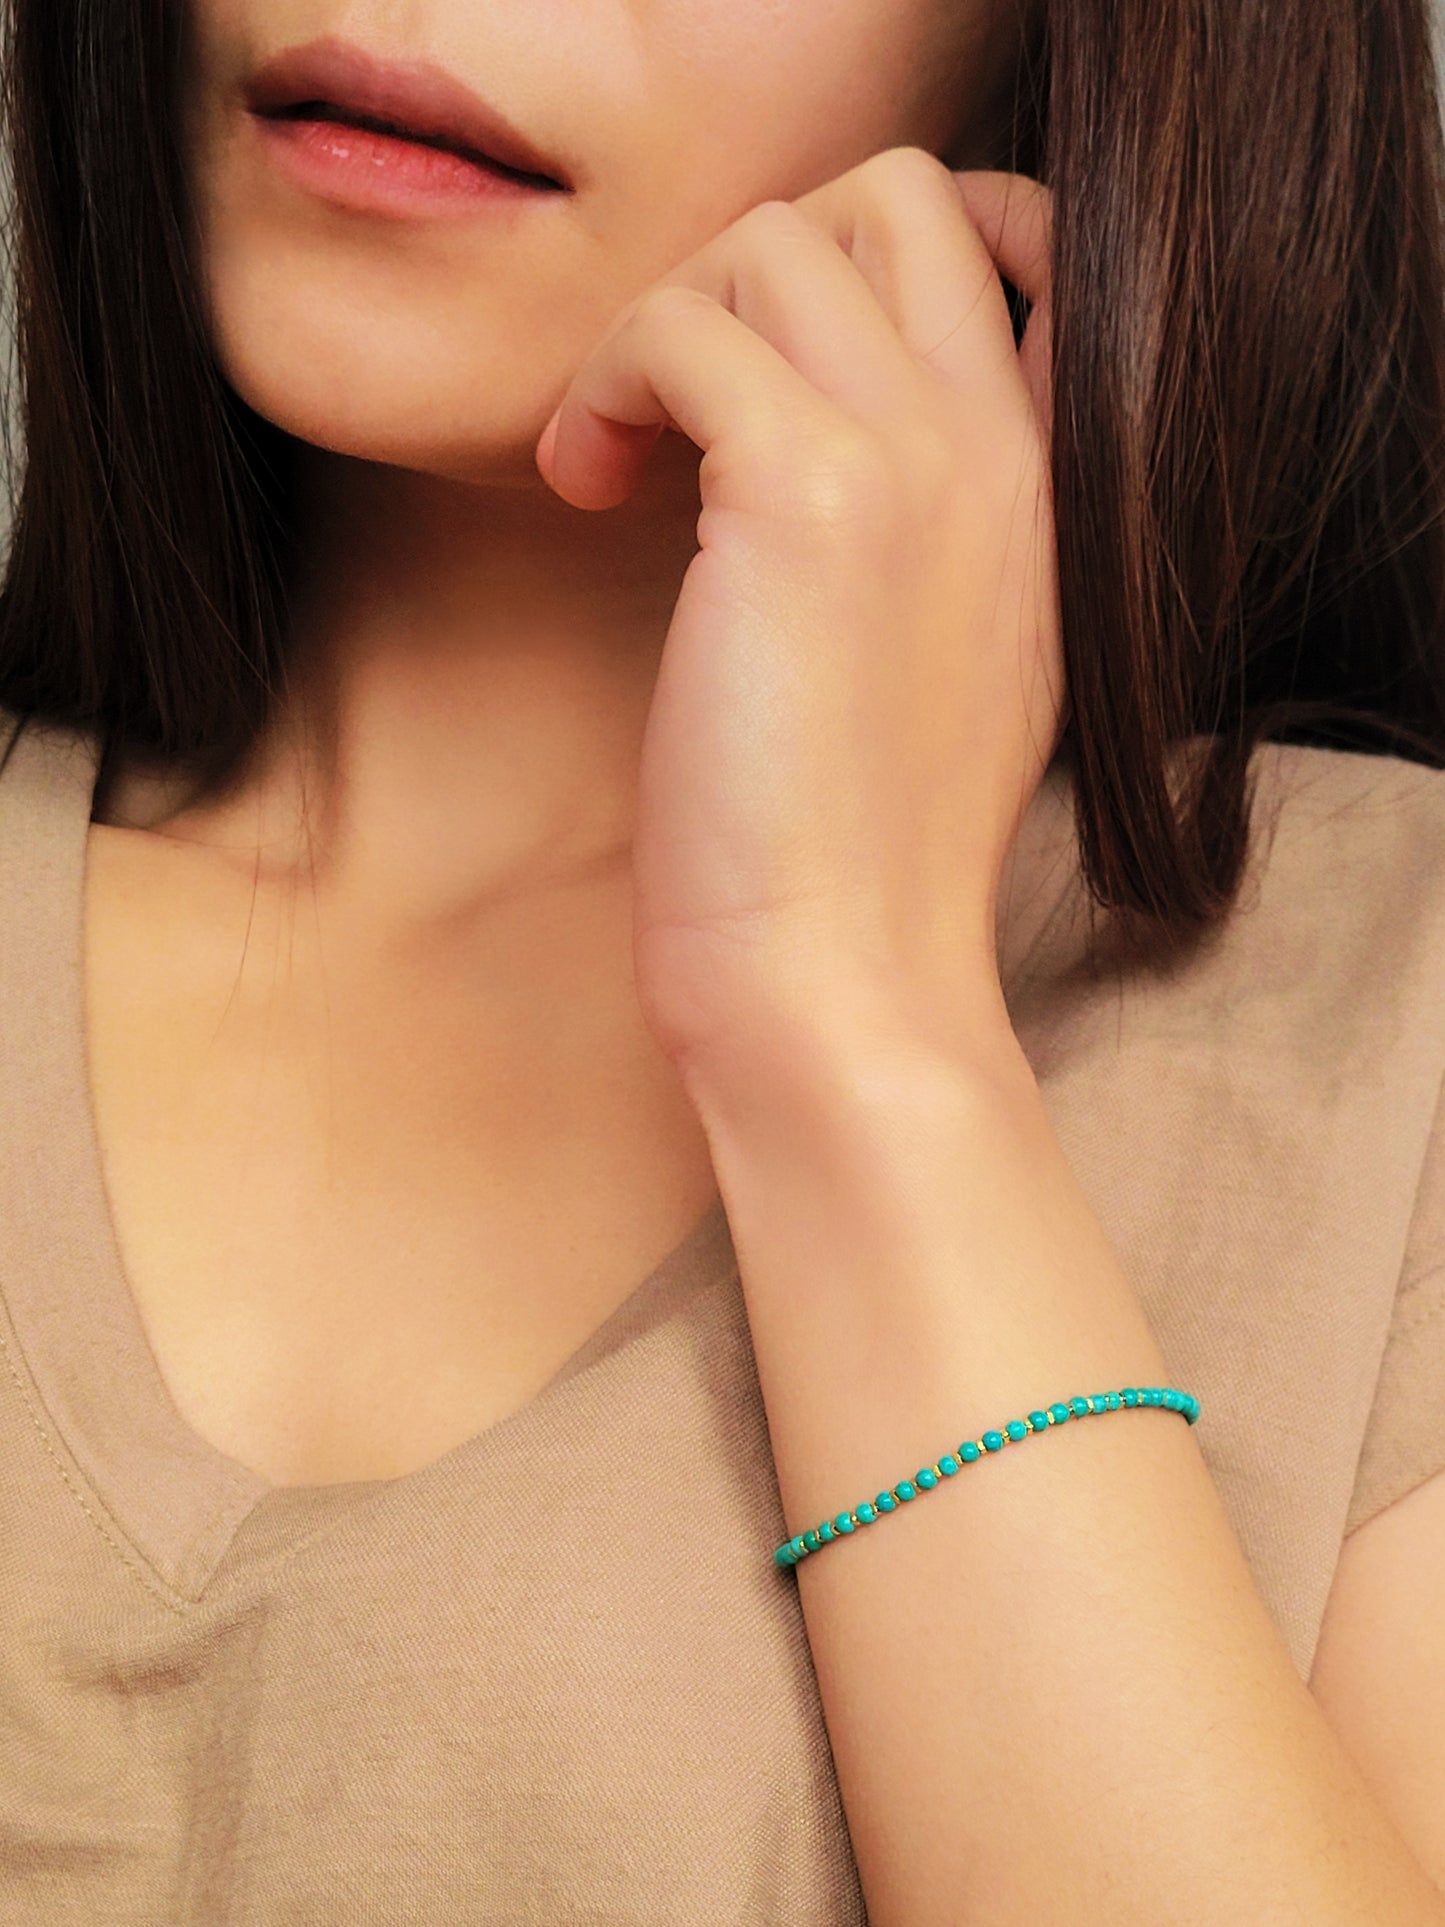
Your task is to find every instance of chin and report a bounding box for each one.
[199,237,592,488]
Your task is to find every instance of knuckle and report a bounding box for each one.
[735,197,817,245]
[782,429,893,527]
[860,144,959,206]
[781,430,898,530]
[635,281,712,330]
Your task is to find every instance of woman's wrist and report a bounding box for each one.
[673,966,1033,1146]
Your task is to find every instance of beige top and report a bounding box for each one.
[2,700,1444,1924]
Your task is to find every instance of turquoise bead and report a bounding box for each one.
[770,1379,1201,1576]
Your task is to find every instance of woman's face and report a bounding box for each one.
[183,0,1022,490]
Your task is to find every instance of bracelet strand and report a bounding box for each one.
[773,1384,1200,1571]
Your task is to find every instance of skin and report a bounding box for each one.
[157,0,1025,882]
[76,2,1445,1911]
[84,0,1029,1487]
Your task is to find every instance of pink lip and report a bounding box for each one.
[244,35,576,212]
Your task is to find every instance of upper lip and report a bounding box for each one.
[244,35,574,190]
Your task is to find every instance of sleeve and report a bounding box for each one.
[1343,1075,1445,1538]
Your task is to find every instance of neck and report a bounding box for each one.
[111,434,706,927]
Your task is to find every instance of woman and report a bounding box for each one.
[0,0,1443,1916]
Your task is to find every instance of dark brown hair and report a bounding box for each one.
[2,0,1444,963]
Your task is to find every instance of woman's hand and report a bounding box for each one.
[535,149,1060,1081]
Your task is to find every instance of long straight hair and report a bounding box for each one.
[2,0,1444,962]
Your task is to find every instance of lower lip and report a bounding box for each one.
[249,112,567,218]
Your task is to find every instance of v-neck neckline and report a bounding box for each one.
[0,712,736,1602]
[0,707,1077,1603]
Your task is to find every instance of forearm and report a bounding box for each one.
[681,1004,1445,1927]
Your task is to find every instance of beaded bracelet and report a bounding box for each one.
[773,1384,1200,1570]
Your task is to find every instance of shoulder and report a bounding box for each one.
[0,702,104,826]
[1220,740,1445,1038]
[1024,736,1445,992]
[1007,737,1445,1131]
[1242,738,1445,910]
